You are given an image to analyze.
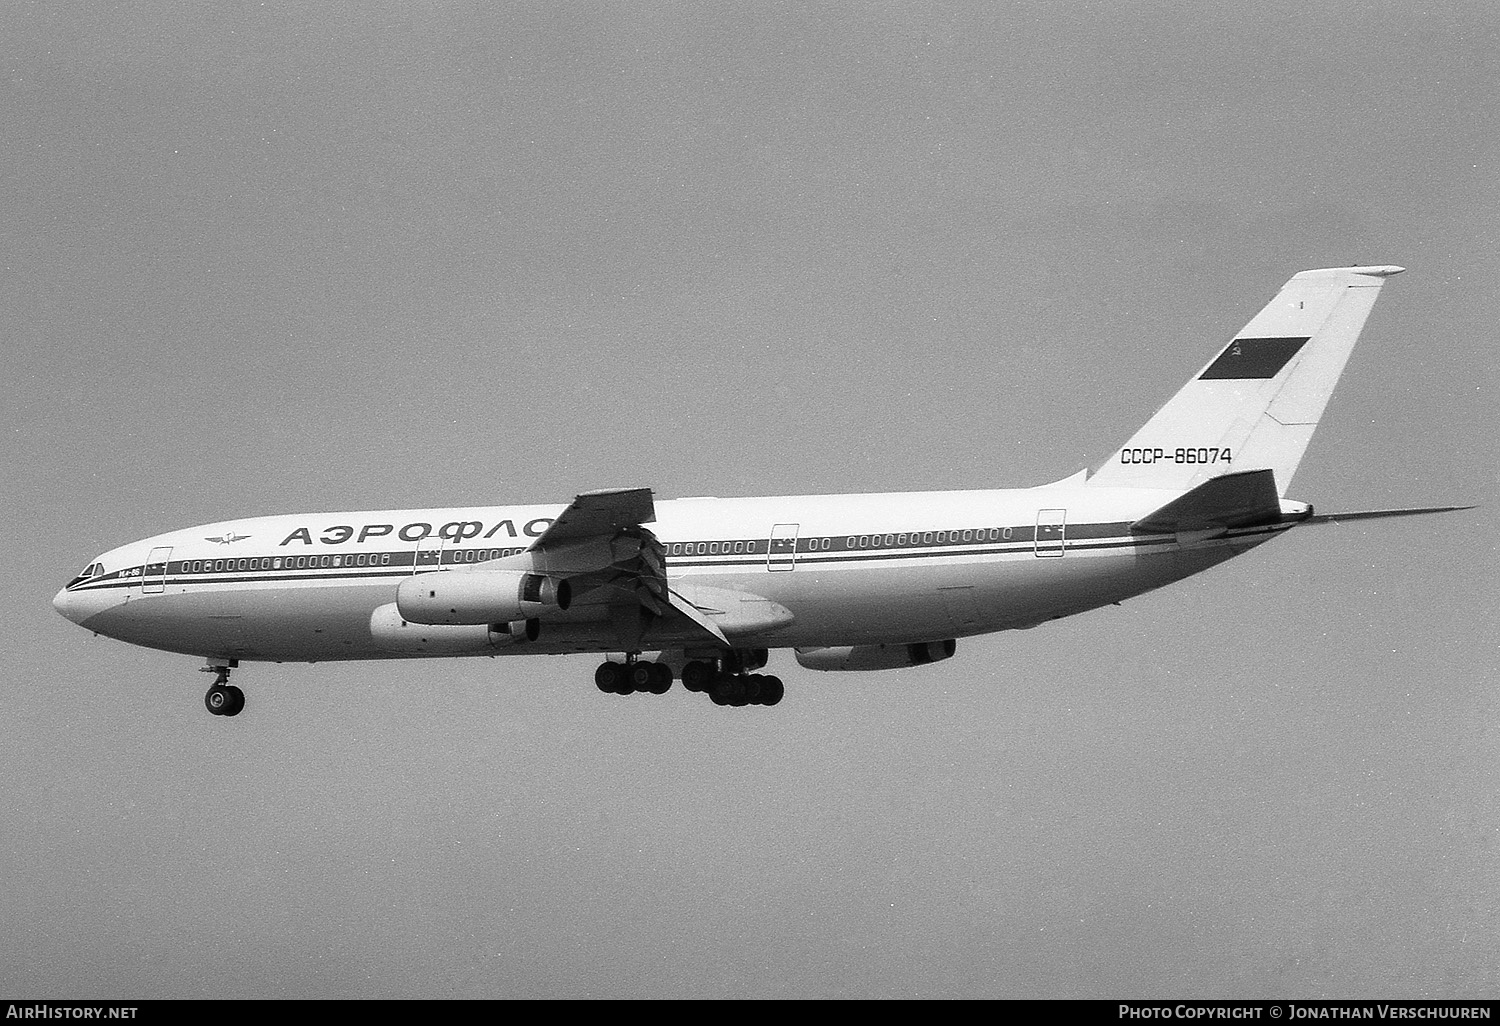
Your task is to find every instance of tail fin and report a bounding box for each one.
[1088,265,1404,495]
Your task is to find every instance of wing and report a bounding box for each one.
[524,488,731,650]
[529,487,657,547]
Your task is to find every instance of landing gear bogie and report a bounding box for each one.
[595,659,673,696]
[593,655,781,706]
[685,660,784,708]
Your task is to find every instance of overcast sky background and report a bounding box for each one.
[3,1,1497,999]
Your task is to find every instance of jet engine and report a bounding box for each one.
[395,570,570,626]
[369,603,537,655]
[794,639,956,672]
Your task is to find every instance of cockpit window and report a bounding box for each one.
[69,563,102,584]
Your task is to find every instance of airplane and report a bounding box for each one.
[53,265,1469,717]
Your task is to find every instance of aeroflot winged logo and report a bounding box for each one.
[205,533,251,546]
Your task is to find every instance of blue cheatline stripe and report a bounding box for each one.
[79,521,1067,588]
[69,520,1295,593]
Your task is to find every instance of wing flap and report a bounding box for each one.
[669,583,795,637]
[659,591,730,646]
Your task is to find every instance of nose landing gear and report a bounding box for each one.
[200,661,245,717]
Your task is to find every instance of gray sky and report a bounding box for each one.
[3,1,1497,999]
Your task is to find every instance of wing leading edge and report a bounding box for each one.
[529,487,657,547]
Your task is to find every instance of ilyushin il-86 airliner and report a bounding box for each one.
[54,265,1467,716]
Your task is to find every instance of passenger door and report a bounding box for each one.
[1034,510,1067,557]
[142,546,173,594]
[767,523,799,571]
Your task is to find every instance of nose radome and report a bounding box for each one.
[52,587,73,622]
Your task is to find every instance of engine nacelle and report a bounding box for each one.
[369,603,538,654]
[395,570,571,626]
[794,639,957,672]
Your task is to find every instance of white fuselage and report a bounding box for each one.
[53,480,1293,664]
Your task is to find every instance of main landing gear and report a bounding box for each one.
[201,660,244,717]
[594,658,673,696]
[594,653,785,707]
[682,660,785,707]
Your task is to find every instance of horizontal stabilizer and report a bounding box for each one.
[1131,469,1282,534]
[1303,505,1474,525]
